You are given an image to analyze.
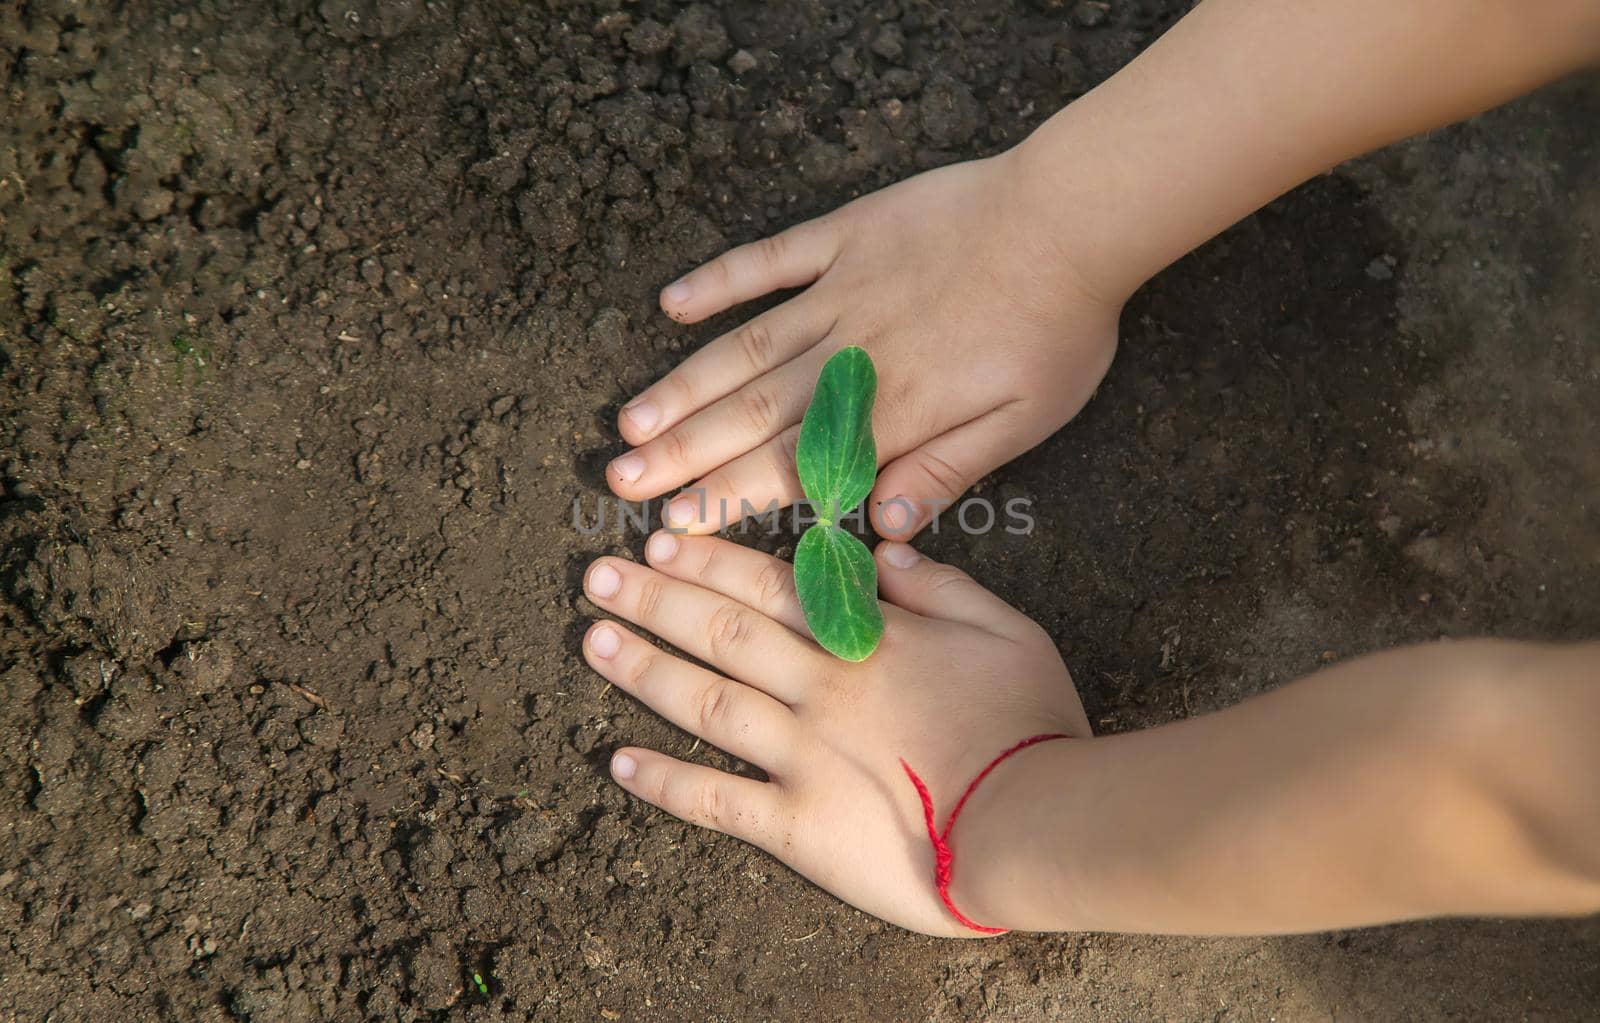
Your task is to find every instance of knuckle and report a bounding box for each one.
[635,578,667,621]
[927,564,972,597]
[706,603,753,658]
[734,384,780,435]
[690,780,728,829]
[735,321,777,371]
[648,766,673,809]
[915,450,968,497]
[753,561,790,609]
[711,252,739,289]
[697,468,734,513]
[768,428,800,483]
[661,428,694,469]
[694,677,738,736]
[627,650,661,691]
[754,232,789,271]
[692,541,724,585]
[667,371,696,408]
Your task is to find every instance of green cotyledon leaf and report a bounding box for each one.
[794,347,883,660]
[796,346,877,525]
[794,523,883,662]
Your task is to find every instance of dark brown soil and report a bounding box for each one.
[2,2,1597,1020]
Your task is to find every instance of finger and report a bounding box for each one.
[610,746,784,846]
[585,621,795,770]
[608,347,830,502]
[660,424,806,535]
[619,295,833,447]
[656,362,994,534]
[644,531,808,636]
[658,218,839,325]
[874,541,1029,638]
[584,557,818,704]
[868,403,1042,540]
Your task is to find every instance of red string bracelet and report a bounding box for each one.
[899,733,1070,935]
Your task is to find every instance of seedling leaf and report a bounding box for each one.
[796,346,876,524]
[795,524,883,662]
[794,347,883,661]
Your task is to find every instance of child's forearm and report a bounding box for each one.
[952,640,1600,935]
[1010,0,1600,303]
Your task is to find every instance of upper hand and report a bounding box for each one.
[606,150,1123,539]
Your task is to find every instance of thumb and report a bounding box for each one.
[869,406,1037,540]
[875,541,1027,637]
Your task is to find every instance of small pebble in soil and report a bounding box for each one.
[870,24,906,61]
[1072,1,1112,28]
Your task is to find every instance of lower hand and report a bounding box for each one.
[581,532,1090,936]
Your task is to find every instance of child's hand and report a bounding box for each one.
[582,531,1091,936]
[607,152,1123,539]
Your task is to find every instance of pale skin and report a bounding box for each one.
[586,536,1600,937]
[586,0,1600,936]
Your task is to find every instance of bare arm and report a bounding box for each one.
[939,2,1600,934]
[955,640,1600,934]
[1014,0,1600,303]
[608,0,1600,543]
[590,2,1600,937]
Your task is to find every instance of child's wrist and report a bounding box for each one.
[1000,118,1153,312]
[940,738,1088,933]
[989,139,1141,318]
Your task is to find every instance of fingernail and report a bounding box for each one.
[612,752,637,781]
[590,624,621,659]
[623,400,660,435]
[884,542,921,569]
[587,562,621,599]
[663,278,692,304]
[665,496,698,529]
[646,530,680,563]
[610,453,646,484]
[881,496,911,531]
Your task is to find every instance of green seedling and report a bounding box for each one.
[472,972,489,996]
[794,346,884,661]
[170,332,213,385]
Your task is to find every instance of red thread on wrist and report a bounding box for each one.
[900,733,1069,935]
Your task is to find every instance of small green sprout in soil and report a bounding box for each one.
[794,346,884,661]
[170,332,213,384]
